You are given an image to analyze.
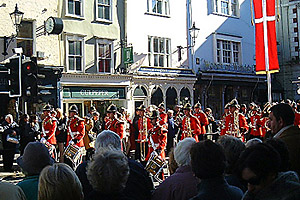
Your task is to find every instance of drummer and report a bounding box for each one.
[66,105,85,148]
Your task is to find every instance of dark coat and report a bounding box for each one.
[190,176,243,200]
[279,126,300,176]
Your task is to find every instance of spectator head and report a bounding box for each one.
[245,138,262,148]
[5,114,13,124]
[56,108,63,120]
[269,103,295,134]
[265,138,290,172]
[174,138,196,167]
[38,163,83,200]
[167,109,174,118]
[94,130,121,153]
[87,149,129,194]
[237,143,281,194]
[17,142,54,176]
[190,140,226,179]
[217,135,246,174]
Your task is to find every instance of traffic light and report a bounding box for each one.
[7,57,22,97]
[22,59,38,97]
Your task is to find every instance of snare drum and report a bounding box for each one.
[64,144,83,164]
[145,153,165,183]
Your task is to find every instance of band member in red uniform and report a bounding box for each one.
[137,104,152,161]
[158,103,168,126]
[42,105,57,145]
[66,105,85,147]
[193,103,209,139]
[220,103,230,136]
[249,105,263,140]
[146,110,168,161]
[292,102,300,128]
[105,104,125,140]
[181,103,201,142]
[226,99,249,139]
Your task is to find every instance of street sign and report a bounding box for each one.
[123,46,133,64]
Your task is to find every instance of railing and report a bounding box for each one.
[198,59,256,74]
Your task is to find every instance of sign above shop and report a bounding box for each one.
[138,66,195,77]
[124,46,133,64]
[63,87,125,99]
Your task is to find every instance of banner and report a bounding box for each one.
[253,0,279,74]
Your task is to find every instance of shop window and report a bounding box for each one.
[216,39,241,65]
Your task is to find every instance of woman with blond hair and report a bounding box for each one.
[38,163,83,200]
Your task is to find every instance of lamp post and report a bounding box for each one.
[189,22,200,71]
[2,4,24,56]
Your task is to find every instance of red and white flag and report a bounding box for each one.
[253,0,279,74]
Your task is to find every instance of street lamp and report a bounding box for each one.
[10,4,24,35]
[2,4,24,56]
[189,22,200,70]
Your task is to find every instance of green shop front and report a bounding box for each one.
[59,73,131,117]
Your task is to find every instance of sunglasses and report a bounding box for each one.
[245,176,263,185]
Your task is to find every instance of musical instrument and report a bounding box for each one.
[138,116,148,161]
[64,143,84,166]
[183,117,193,138]
[145,152,166,183]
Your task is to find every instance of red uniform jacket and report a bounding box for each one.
[225,112,249,137]
[105,118,125,139]
[159,112,168,126]
[146,124,167,161]
[220,113,229,136]
[66,116,85,147]
[294,112,300,128]
[260,117,269,138]
[250,114,262,136]
[138,116,152,142]
[42,116,57,145]
[194,111,209,134]
[181,115,201,142]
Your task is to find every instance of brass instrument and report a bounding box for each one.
[139,116,148,161]
[183,117,193,138]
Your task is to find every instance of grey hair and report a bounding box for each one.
[87,149,129,194]
[245,138,262,148]
[5,114,13,122]
[174,137,196,167]
[217,135,246,174]
[95,130,121,153]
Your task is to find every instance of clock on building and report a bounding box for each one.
[45,17,63,35]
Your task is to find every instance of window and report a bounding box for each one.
[96,40,113,73]
[17,21,35,57]
[66,35,84,72]
[216,39,241,65]
[148,36,171,67]
[67,0,84,17]
[96,0,112,21]
[147,0,170,16]
[213,0,239,17]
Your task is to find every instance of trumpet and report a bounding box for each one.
[139,116,148,161]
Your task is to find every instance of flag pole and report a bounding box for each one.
[262,0,272,103]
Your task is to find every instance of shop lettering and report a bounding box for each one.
[80,89,109,96]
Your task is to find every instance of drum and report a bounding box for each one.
[44,142,57,161]
[64,144,83,165]
[145,153,165,183]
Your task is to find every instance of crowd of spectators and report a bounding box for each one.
[0,102,300,200]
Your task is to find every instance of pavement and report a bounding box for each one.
[0,154,25,185]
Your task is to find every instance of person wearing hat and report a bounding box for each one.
[193,103,209,140]
[137,104,152,161]
[17,142,54,200]
[104,104,125,147]
[181,103,201,142]
[158,102,168,126]
[66,104,85,148]
[146,110,168,163]
[249,105,263,140]
[41,104,57,146]
[220,103,231,136]
[226,99,248,139]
